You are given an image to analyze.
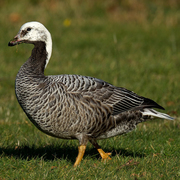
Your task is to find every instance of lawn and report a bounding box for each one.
[0,0,180,179]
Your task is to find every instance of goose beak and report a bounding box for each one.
[8,34,23,46]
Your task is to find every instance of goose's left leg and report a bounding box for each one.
[74,136,89,167]
[74,144,86,167]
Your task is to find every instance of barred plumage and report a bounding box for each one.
[8,21,174,166]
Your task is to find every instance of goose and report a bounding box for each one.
[8,21,174,167]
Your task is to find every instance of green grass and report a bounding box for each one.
[0,0,180,179]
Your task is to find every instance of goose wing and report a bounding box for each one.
[52,74,164,115]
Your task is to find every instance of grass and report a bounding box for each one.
[0,0,180,179]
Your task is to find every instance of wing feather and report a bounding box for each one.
[48,74,164,115]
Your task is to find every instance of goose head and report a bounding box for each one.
[8,21,52,68]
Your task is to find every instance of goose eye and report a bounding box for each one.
[27,28,31,31]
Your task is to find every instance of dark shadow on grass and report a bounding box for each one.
[0,144,146,165]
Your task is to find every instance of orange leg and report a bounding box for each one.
[89,139,111,160]
[74,145,86,167]
[97,148,111,160]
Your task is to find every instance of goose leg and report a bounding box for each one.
[74,145,86,167]
[97,149,111,160]
[89,139,111,160]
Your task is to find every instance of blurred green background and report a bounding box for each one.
[0,0,180,179]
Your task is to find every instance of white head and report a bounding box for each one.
[9,21,52,68]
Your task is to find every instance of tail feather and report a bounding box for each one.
[142,108,174,120]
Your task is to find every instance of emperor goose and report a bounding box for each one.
[8,21,174,167]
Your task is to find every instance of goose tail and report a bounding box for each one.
[142,108,174,120]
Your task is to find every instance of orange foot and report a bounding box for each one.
[74,145,86,167]
[97,148,111,160]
